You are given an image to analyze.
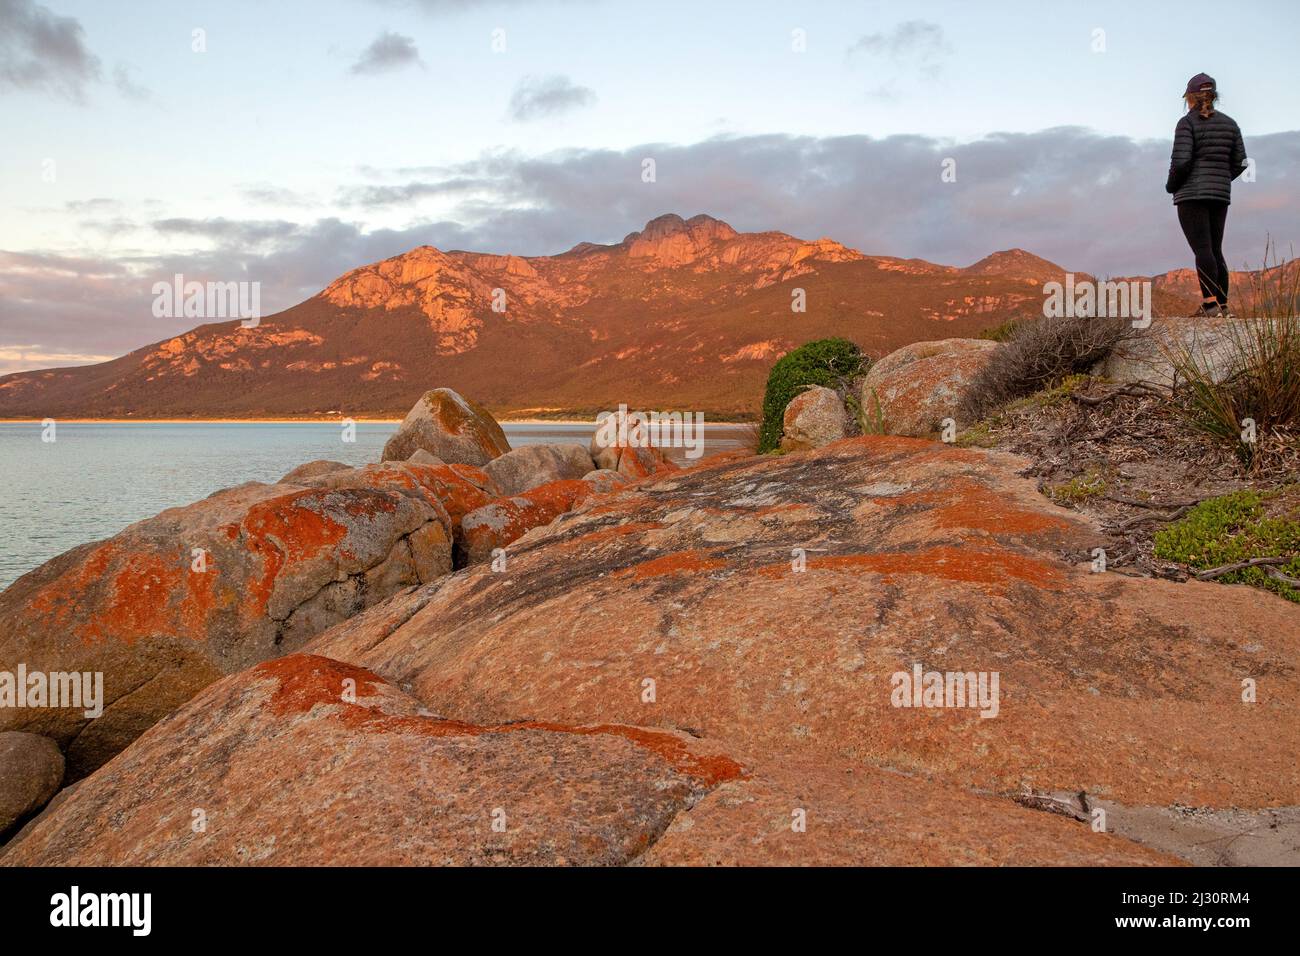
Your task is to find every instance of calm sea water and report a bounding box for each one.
[0,421,750,590]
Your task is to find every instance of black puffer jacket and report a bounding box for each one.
[1166,109,1247,204]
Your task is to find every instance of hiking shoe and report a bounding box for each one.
[1218,303,1237,318]
[1195,302,1223,317]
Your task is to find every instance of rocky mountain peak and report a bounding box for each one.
[963,248,1068,281]
[620,213,739,264]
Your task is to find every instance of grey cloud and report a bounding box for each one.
[151,218,303,246]
[847,19,951,72]
[112,63,151,101]
[239,184,318,208]
[338,177,491,208]
[507,74,596,122]
[65,197,124,215]
[369,0,583,14]
[350,32,423,75]
[0,0,102,100]
[383,129,1299,277]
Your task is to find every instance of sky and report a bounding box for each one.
[1,0,1298,373]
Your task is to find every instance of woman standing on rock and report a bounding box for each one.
[1166,73,1248,317]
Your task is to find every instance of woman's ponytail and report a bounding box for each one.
[1186,89,1218,118]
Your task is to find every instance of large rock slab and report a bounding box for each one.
[1097,315,1245,391]
[483,443,595,496]
[381,388,511,465]
[0,471,456,778]
[638,757,1175,866]
[0,732,64,837]
[0,655,743,866]
[780,385,849,451]
[310,436,1300,822]
[858,338,998,436]
[3,655,1174,866]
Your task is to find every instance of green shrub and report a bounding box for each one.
[1153,489,1300,602]
[758,338,866,453]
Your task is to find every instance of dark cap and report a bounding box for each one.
[1185,72,1216,94]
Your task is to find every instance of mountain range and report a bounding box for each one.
[0,213,1212,420]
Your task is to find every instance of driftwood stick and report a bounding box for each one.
[1069,383,1165,406]
[1105,494,1205,510]
[1266,567,1300,588]
[1113,504,1193,531]
[1195,556,1291,580]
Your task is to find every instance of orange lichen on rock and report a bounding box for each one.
[27,542,219,646]
[233,491,360,615]
[259,653,384,717]
[758,545,1064,590]
[876,478,1074,538]
[27,541,121,633]
[620,549,729,580]
[91,552,217,644]
[259,654,746,786]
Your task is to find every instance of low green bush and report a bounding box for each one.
[757,338,866,453]
[1153,489,1300,602]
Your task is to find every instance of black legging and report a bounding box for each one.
[1177,200,1230,303]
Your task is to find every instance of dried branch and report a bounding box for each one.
[1195,556,1291,580]
[1266,567,1300,588]
[1069,383,1166,406]
[1104,494,1205,509]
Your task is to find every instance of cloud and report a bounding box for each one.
[847,19,951,76]
[848,19,950,59]
[507,74,596,122]
[0,0,102,100]
[151,217,303,246]
[368,0,581,14]
[338,177,491,208]
[112,63,152,101]
[0,346,116,374]
[7,127,1300,372]
[239,184,319,208]
[350,31,423,75]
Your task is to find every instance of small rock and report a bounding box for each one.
[380,388,511,465]
[779,385,849,451]
[581,469,631,494]
[279,460,350,484]
[590,441,678,479]
[406,449,445,466]
[484,443,596,496]
[1096,315,1241,391]
[0,733,64,836]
